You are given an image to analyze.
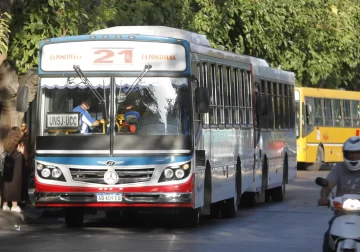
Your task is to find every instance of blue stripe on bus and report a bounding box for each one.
[35,155,192,166]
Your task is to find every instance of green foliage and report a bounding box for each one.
[188,0,360,88]
[0,12,11,55]
[4,0,360,90]
[8,0,117,73]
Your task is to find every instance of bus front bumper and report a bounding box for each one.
[35,192,192,207]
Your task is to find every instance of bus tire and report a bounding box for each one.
[222,160,240,218]
[270,184,285,202]
[306,147,324,171]
[221,197,237,218]
[65,208,84,228]
[181,208,200,228]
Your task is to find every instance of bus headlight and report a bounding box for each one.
[41,168,51,178]
[182,163,190,170]
[175,169,185,179]
[51,168,62,178]
[164,168,174,179]
[36,162,66,181]
[158,162,191,182]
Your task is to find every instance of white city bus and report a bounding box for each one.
[17,26,297,227]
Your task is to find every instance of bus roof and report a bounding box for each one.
[90,26,294,83]
[253,65,295,84]
[295,87,360,99]
[91,26,211,47]
[92,26,269,67]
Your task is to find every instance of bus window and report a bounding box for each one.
[202,63,209,125]
[40,77,111,135]
[224,67,231,125]
[314,98,323,126]
[324,99,333,126]
[240,70,246,124]
[115,77,190,136]
[209,64,216,125]
[273,83,279,129]
[231,69,240,125]
[333,99,343,126]
[216,65,224,125]
[351,101,360,126]
[296,101,300,138]
[267,81,274,129]
[343,100,352,127]
[284,84,290,128]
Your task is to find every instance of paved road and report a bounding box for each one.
[0,171,332,252]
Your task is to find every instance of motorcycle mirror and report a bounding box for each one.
[315,177,329,187]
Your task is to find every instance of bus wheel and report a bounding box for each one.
[65,208,84,228]
[221,197,237,218]
[181,208,200,228]
[306,147,324,171]
[222,171,239,218]
[270,184,285,202]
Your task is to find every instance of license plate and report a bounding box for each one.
[96,193,122,202]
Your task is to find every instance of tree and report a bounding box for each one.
[188,0,360,88]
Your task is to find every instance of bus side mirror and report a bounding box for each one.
[16,86,29,112]
[195,87,210,114]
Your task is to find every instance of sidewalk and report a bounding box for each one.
[0,187,64,229]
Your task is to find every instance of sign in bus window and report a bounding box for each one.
[46,112,81,131]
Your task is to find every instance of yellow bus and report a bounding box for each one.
[295,87,360,170]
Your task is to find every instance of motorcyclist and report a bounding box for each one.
[318,136,360,252]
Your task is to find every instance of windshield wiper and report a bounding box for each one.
[118,64,152,101]
[73,65,105,104]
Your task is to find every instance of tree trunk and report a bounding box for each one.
[0,62,38,152]
[0,60,23,152]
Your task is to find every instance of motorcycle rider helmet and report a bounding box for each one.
[343,136,360,171]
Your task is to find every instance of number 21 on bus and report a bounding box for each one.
[92,49,133,64]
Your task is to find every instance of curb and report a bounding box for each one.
[0,211,24,229]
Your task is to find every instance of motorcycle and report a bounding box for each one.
[316,177,360,252]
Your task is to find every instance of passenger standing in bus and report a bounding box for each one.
[73,99,101,133]
[2,127,26,213]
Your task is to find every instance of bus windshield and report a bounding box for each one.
[39,77,190,136]
[40,77,111,135]
[115,77,190,136]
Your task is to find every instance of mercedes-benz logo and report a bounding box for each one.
[103,170,119,185]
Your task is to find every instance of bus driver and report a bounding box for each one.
[73,98,101,133]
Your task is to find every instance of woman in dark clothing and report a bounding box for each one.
[2,127,24,213]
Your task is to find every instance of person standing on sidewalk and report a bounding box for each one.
[2,127,26,213]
